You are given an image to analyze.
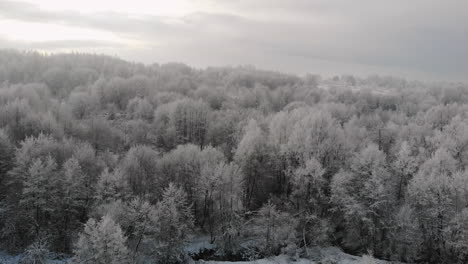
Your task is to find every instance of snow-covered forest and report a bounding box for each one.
[0,50,468,264]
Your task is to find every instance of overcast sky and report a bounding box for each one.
[0,0,467,81]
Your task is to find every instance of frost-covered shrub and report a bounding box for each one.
[253,201,297,257]
[19,237,50,264]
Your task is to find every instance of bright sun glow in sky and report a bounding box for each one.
[0,0,220,44]
[0,0,206,48]
[21,0,204,16]
[0,19,120,42]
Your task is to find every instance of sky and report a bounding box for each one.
[0,0,467,82]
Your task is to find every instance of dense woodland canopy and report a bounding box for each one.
[0,50,468,263]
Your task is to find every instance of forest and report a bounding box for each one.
[0,50,468,264]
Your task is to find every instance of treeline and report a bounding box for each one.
[0,50,468,263]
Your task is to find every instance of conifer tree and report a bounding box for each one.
[153,183,194,264]
[72,215,130,264]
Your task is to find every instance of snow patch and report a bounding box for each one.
[194,247,400,264]
[194,254,313,264]
[185,235,216,254]
[0,251,68,264]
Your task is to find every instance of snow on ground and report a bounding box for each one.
[193,247,399,264]
[0,251,68,264]
[0,251,21,264]
[193,254,313,264]
[306,247,395,264]
[2,238,399,264]
[185,235,399,264]
[1,248,397,264]
[185,235,216,254]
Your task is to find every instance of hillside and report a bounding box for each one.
[0,50,467,263]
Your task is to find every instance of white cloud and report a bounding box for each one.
[0,0,466,81]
